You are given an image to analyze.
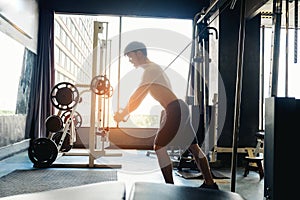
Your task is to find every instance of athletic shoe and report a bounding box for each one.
[199,182,219,190]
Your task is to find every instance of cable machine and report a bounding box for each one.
[28,21,122,168]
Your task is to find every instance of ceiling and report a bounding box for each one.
[39,0,210,19]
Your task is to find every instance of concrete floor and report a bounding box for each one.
[0,149,265,200]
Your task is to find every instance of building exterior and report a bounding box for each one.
[54,14,95,84]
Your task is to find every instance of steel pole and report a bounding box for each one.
[231,0,246,192]
[270,0,283,97]
[285,0,289,97]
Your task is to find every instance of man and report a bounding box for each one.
[114,41,218,189]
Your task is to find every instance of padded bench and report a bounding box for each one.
[0,181,246,200]
[0,181,126,200]
[129,182,246,200]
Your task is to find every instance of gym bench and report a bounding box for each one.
[0,181,246,200]
[129,182,245,200]
[243,131,265,180]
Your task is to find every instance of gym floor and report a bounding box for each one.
[0,149,264,200]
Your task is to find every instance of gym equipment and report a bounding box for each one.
[129,182,246,200]
[243,131,265,180]
[51,130,73,152]
[285,0,289,97]
[61,110,82,129]
[50,82,80,110]
[244,156,264,180]
[264,97,299,200]
[294,0,298,63]
[178,6,220,173]
[81,21,121,168]
[270,0,282,97]
[28,137,58,168]
[35,21,122,169]
[45,115,63,132]
[28,109,81,166]
[176,150,198,171]
[29,80,82,167]
[1,181,246,200]
[230,0,246,192]
[90,74,113,97]
[54,108,80,154]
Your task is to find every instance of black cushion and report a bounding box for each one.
[129,182,246,200]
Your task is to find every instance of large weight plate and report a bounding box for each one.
[50,82,79,110]
[28,138,58,168]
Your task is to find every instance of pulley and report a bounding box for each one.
[90,75,112,96]
[61,110,82,129]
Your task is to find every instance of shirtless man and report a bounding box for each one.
[114,41,218,189]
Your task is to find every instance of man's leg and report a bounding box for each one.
[189,144,217,187]
[154,144,174,184]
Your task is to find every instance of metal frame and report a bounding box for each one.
[52,21,122,168]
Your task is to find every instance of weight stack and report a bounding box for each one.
[264,97,299,200]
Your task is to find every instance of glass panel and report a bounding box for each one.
[0,32,25,114]
[0,31,28,147]
[263,28,300,98]
[53,14,192,129]
[261,26,300,129]
[54,14,120,127]
[117,17,192,128]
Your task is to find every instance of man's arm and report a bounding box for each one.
[115,84,150,121]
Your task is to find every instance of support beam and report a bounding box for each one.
[231,0,246,192]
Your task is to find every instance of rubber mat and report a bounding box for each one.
[175,169,230,179]
[0,169,117,197]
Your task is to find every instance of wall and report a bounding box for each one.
[0,0,39,53]
[216,2,261,166]
[0,0,39,153]
[218,3,261,146]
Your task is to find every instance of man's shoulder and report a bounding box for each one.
[144,62,162,71]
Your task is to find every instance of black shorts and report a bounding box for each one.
[154,99,198,149]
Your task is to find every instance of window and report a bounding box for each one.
[260,19,300,129]
[54,14,193,128]
[115,17,192,128]
[263,28,300,98]
[0,31,25,114]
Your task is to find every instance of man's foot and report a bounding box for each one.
[199,182,219,190]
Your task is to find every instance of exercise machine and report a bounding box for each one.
[28,21,122,168]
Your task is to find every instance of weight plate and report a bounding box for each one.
[50,82,79,110]
[28,138,58,168]
[45,115,63,132]
[61,110,82,129]
[51,131,73,152]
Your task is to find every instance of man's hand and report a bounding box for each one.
[113,112,124,123]
[113,110,129,123]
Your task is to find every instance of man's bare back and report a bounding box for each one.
[148,84,177,108]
